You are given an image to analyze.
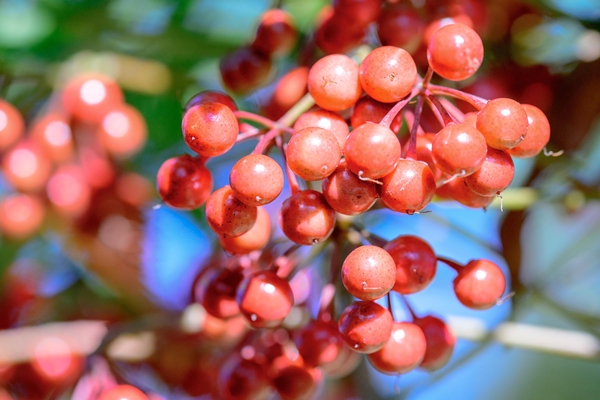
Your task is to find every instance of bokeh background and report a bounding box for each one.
[0,0,600,399]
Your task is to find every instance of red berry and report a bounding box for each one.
[220,206,271,255]
[0,194,45,239]
[367,321,426,374]
[414,315,456,371]
[379,159,436,214]
[182,102,238,157]
[229,154,284,206]
[156,154,212,210]
[453,259,506,309]
[322,159,378,215]
[98,385,148,400]
[333,0,382,27]
[432,123,487,177]
[218,355,270,400]
[219,46,273,95]
[338,301,393,354]
[30,113,74,162]
[383,235,437,295]
[236,270,294,328]
[463,147,515,196]
[2,140,52,192]
[98,103,147,157]
[286,127,341,181]
[378,5,424,54]
[294,319,345,368]
[205,185,257,238]
[251,9,298,56]
[0,99,25,152]
[61,73,124,123]
[271,362,322,400]
[307,54,362,111]
[359,46,417,103]
[293,108,350,151]
[262,67,308,120]
[476,98,529,149]
[344,123,401,180]
[184,90,238,112]
[351,96,402,133]
[341,245,396,301]
[507,104,551,158]
[315,7,367,55]
[427,23,484,81]
[194,267,244,319]
[280,190,336,245]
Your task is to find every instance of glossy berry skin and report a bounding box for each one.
[344,123,401,180]
[262,66,308,120]
[182,102,238,157]
[97,385,148,400]
[219,46,273,95]
[379,159,436,214]
[293,109,349,151]
[359,46,417,103]
[293,320,345,368]
[367,322,426,374]
[271,362,321,400]
[194,267,244,319]
[341,245,396,301]
[315,6,366,55]
[220,206,271,255]
[507,104,551,158]
[322,159,378,215]
[414,315,456,371]
[98,103,148,157]
[338,301,394,354]
[333,0,382,26]
[476,98,529,150]
[378,5,424,54]
[307,54,362,111]
[218,356,270,400]
[464,147,514,196]
[351,96,402,134]
[454,259,506,310]
[280,190,335,245]
[0,99,25,152]
[438,178,495,209]
[184,90,238,112]
[229,154,283,206]
[286,127,341,181]
[427,23,484,81]
[61,73,124,123]
[205,185,257,238]
[156,154,212,210]
[251,9,298,56]
[383,235,437,294]
[432,123,487,177]
[236,270,294,328]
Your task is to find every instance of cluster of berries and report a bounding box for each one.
[154,1,552,398]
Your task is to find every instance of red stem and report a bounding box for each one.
[437,257,464,273]
[428,84,488,110]
[380,88,419,129]
[403,110,424,136]
[399,295,418,321]
[275,135,299,194]
[406,95,425,160]
[253,127,280,154]
[439,97,466,123]
[234,110,277,129]
[428,94,459,126]
[387,292,394,320]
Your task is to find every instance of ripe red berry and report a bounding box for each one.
[236,270,294,328]
[251,9,298,56]
[194,267,244,319]
[219,206,271,254]
[359,46,417,103]
[61,73,124,123]
[293,319,345,368]
[280,190,336,245]
[0,99,25,152]
[315,6,367,55]
[262,66,309,120]
[378,5,424,54]
[2,140,52,192]
[341,245,396,301]
[293,108,350,151]
[307,54,362,111]
[344,123,401,180]
[367,321,426,374]
[338,301,393,354]
[0,193,45,239]
[437,177,495,209]
[432,123,487,177]
[476,98,529,150]
[414,315,456,371]
[182,102,238,157]
[384,235,437,294]
[205,185,258,238]
[184,90,238,113]
[218,355,270,400]
[30,113,74,162]
[219,46,273,95]
[507,104,551,158]
[229,154,284,206]
[156,154,212,210]
[271,361,322,400]
[453,259,506,309]
[98,385,148,400]
[286,127,341,181]
[351,96,403,133]
[98,103,148,157]
[333,0,382,27]
[322,159,378,215]
[463,147,515,196]
[427,23,484,81]
[379,159,436,214]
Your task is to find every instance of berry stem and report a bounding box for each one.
[380,88,419,129]
[253,127,282,154]
[276,135,300,194]
[428,84,488,110]
[427,94,459,126]
[438,97,466,123]
[387,292,394,320]
[399,294,418,321]
[422,67,434,89]
[351,223,388,247]
[277,92,316,128]
[403,110,424,137]
[437,256,463,273]
[236,126,264,142]
[234,110,283,130]
[405,95,425,160]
